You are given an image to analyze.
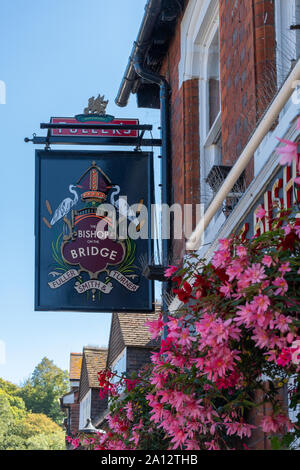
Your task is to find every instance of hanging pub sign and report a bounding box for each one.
[50,117,139,138]
[50,95,138,138]
[35,150,154,312]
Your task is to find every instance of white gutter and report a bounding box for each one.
[186,57,300,250]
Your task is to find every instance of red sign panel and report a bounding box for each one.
[50,117,139,138]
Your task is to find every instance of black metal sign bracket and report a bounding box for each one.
[25,122,162,148]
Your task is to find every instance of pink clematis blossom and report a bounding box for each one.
[274,313,292,333]
[164,265,178,278]
[124,401,134,421]
[234,302,254,327]
[262,255,273,268]
[170,427,188,450]
[279,261,291,275]
[275,137,299,166]
[236,245,248,257]
[260,414,294,434]
[291,339,300,365]
[226,259,245,281]
[244,263,267,285]
[273,277,288,296]
[219,282,232,298]
[224,421,256,438]
[277,348,292,367]
[145,315,165,340]
[256,205,266,219]
[251,294,270,315]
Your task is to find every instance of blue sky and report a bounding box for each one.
[0,0,160,384]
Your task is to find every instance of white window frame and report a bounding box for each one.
[178,0,220,208]
[275,0,300,87]
[79,389,91,430]
[109,348,127,400]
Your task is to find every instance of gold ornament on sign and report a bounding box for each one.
[84,94,109,115]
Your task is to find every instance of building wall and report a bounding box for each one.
[156,0,285,450]
[78,355,89,402]
[156,0,277,265]
[126,347,153,377]
[91,388,108,424]
[219,0,276,183]
[106,313,125,368]
[159,4,200,264]
[69,389,80,436]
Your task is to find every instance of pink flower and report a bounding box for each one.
[256,205,266,219]
[273,277,288,296]
[274,313,292,333]
[169,427,188,450]
[260,414,294,433]
[295,176,300,185]
[224,421,256,438]
[244,263,266,285]
[124,401,134,421]
[251,294,270,314]
[284,224,292,235]
[226,259,244,281]
[236,245,248,257]
[291,339,300,365]
[178,328,196,348]
[205,440,220,450]
[212,248,231,268]
[145,315,165,339]
[252,328,271,349]
[71,438,80,449]
[278,261,291,275]
[164,265,178,278]
[277,348,292,367]
[218,238,232,250]
[219,282,232,298]
[275,137,298,166]
[234,302,254,327]
[262,255,273,268]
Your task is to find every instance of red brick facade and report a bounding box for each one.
[155,0,285,450]
[160,7,200,264]
[219,0,276,183]
[156,0,277,262]
[69,389,80,436]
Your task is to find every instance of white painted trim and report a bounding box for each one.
[186,56,300,250]
[79,389,91,430]
[203,121,299,262]
[178,0,219,89]
[111,347,127,372]
[63,392,75,405]
[205,111,221,147]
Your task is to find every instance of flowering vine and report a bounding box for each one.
[69,217,300,450]
[68,135,300,451]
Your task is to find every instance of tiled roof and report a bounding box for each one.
[69,353,83,380]
[117,310,160,348]
[83,347,108,388]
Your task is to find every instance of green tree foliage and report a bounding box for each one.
[19,357,69,425]
[0,360,68,450]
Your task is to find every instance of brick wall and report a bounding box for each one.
[246,385,288,450]
[91,388,108,424]
[69,389,80,436]
[159,6,200,265]
[219,0,276,184]
[78,355,89,402]
[126,347,153,377]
